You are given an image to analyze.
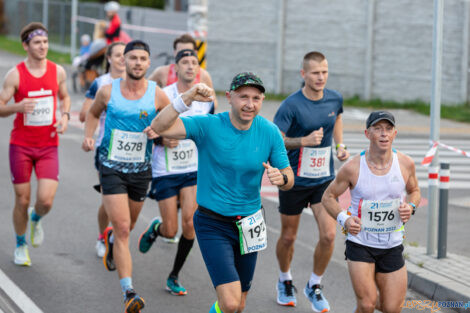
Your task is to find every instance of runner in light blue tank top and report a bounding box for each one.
[99,78,157,173]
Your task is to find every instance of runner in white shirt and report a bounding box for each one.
[322,111,421,313]
[79,41,126,258]
[138,49,215,296]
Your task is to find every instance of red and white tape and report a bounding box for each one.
[421,140,470,166]
[76,15,207,38]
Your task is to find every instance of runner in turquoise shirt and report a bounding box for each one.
[150,72,294,313]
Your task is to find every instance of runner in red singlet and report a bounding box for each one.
[0,22,70,266]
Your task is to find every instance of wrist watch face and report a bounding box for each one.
[282,174,288,185]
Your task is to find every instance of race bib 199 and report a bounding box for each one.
[297,146,331,178]
[236,209,267,255]
[24,96,54,126]
[108,129,147,163]
[165,140,197,172]
[360,198,401,233]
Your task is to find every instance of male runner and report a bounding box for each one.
[0,22,70,266]
[148,34,214,89]
[150,72,294,313]
[322,111,420,313]
[82,40,164,313]
[79,41,126,258]
[138,49,215,295]
[273,51,349,311]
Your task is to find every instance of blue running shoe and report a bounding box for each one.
[166,275,187,296]
[276,280,297,307]
[138,217,161,253]
[304,283,330,312]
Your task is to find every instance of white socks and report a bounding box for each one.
[308,272,322,288]
[279,270,293,282]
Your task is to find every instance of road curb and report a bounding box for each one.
[407,262,470,312]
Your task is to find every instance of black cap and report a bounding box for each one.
[366,111,396,128]
[175,49,198,64]
[229,72,265,93]
[124,40,150,55]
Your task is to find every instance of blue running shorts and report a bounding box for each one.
[193,208,258,292]
[147,171,197,201]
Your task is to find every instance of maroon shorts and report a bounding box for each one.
[9,144,59,184]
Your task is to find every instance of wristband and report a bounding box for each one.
[336,211,349,228]
[172,95,190,113]
[409,202,417,215]
[62,112,70,120]
[336,143,347,150]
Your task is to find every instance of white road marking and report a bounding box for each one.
[0,268,43,313]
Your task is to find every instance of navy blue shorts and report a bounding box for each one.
[147,172,197,201]
[278,179,333,215]
[193,209,258,292]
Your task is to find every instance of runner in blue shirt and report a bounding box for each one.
[150,72,294,313]
[273,51,350,312]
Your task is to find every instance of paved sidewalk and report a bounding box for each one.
[406,246,470,312]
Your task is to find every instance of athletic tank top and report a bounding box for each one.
[98,78,157,173]
[11,60,59,147]
[151,83,213,177]
[166,63,201,86]
[347,149,406,249]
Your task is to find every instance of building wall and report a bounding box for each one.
[207,0,469,104]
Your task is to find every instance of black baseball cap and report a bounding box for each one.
[124,40,150,55]
[366,111,396,128]
[229,72,265,93]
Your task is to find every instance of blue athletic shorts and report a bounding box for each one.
[147,171,197,201]
[193,208,258,292]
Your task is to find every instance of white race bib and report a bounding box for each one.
[236,209,267,255]
[298,146,331,178]
[108,129,147,163]
[165,140,197,172]
[360,198,401,233]
[24,96,54,126]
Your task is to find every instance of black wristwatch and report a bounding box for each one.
[281,174,288,186]
[409,202,416,215]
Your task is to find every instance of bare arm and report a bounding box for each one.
[322,157,362,234]
[151,83,213,139]
[0,68,34,117]
[282,127,324,150]
[53,65,71,134]
[82,85,110,151]
[148,66,167,88]
[333,114,349,161]
[79,98,93,123]
[397,153,421,223]
[279,166,294,191]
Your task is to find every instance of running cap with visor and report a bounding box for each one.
[229,72,265,93]
[366,111,396,128]
[175,49,198,64]
[124,40,150,56]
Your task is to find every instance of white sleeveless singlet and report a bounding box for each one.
[347,150,406,249]
[151,83,214,178]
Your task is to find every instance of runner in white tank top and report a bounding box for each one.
[322,111,420,313]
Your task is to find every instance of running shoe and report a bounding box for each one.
[304,283,330,312]
[103,227,116,271]
[138,217,161,253]
[276,280,297,307]
[14,244,31,266]
[95,238,106,258]
[29,207,44,248]
[166,275,187,295]
[124,289,145,313]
